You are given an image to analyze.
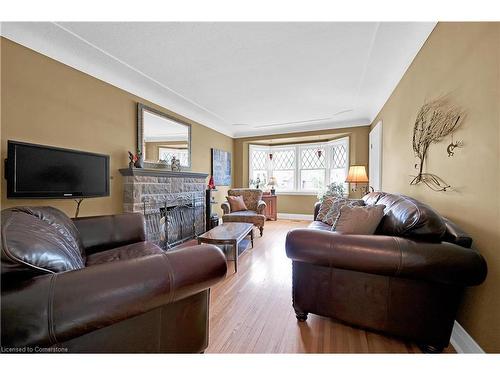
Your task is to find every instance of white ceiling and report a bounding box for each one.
[1,22,435,137]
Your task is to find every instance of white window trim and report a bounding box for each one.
[249,137,350,194]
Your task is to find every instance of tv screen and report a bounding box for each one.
[6,141,110,198]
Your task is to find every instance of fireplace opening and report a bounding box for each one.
[143,195,205,250]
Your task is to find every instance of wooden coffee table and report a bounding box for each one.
[197,223,254,273]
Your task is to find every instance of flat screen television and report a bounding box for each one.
[6,140,110,198]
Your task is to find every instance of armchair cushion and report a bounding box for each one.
[222,211,266,228]
[227,195,248,212]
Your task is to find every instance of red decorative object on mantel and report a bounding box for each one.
[208,175,216,189]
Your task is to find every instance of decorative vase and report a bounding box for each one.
[134,157,144,168]
[208,176,216,189]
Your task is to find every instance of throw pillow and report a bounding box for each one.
[315,195,338,222]
[332,204,386,234]
[227,195,248,212]
[322,198,365,226]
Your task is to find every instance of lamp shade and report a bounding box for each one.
[345,165,369,183]
[268,176,277,186]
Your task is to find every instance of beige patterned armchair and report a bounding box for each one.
[221,189,267,236]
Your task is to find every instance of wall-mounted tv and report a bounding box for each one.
[5,140,110,199]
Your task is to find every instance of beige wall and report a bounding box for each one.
[233,126,370,215]
[0,38,233,218]
[371,22,500,352]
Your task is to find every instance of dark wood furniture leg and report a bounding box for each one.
[250,229,254,248]
[294,308,309,322]
[233,240,238,273]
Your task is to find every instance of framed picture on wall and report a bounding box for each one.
[211,148,231,186]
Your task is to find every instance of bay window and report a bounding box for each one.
[158,147,189,167]
[249,147,268,185]
[249,137,349,194]
[271,147,296,191]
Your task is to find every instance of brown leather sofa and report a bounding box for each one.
[285,192,487,353]
[1,206,227,353]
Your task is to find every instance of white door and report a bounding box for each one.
[369,121,383,191]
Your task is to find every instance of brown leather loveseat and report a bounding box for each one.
[285,192,487,353]
[1,206,227,353]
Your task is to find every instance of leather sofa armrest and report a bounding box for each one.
[314,202,322,220]
[257,200,267,214]
[442,217,473,248]
[285,229,487,286]
[1,245,227,348]
[221,201,231,215]
[73,213,146,254]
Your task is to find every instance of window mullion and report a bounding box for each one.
[294,146,297,192]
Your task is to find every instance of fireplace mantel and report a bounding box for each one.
[119,168,208,179]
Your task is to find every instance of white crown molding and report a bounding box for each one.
[450,320,485,353]
[0,22,235,137]
[233,118,371,138]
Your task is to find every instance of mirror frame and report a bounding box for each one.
[137,103,192,170]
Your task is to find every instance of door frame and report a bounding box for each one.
[369,120,383,191]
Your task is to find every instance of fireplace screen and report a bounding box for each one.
[143,194,205,250]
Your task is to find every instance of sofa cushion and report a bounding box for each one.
[227,195,248,212]
[308,221,332,231]
[376,194,446,241]
[362,192,386,205]
[85,241,163,266]
[1,207,85,276]
[332,204,386,235]
[319,198,365,226]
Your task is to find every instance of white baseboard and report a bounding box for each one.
[277,213,314,221]
[450,321,485,353]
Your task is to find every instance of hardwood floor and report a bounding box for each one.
[203,220,455,354]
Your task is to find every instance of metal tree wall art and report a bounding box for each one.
[410,96,465,191]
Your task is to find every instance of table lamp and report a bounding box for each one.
[345,165,370,194]
[268,176,277,195]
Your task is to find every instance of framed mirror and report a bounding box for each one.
[137,103,191,169]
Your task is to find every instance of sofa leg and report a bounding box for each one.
[419,344,445,354]
[295,310,308,322]
[259,227,264,237]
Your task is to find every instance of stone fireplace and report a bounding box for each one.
[119,168,207,249]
